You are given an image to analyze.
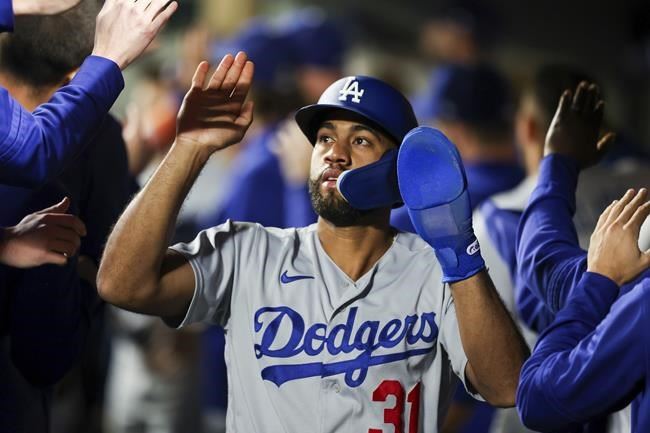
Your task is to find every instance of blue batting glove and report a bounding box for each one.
[397,126,485,283]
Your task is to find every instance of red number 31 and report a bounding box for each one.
[368,380,421,433]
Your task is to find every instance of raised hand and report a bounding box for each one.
[587,188,650,286]
[175,52,255,156]
[12,0,82,15]
[91,0,178,70]
[544,81,615,168]
[0,197,87,268]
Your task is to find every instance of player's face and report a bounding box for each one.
[308,116,397,225]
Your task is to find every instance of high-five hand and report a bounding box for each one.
[175,52,255,156]
[587,188,650,286]
[544,81,615,168]
[92,0,178,70]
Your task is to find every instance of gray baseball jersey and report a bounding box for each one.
[170,221,479,433]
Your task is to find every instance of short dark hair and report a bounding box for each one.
[0,0,100,88]
[527,64,595,129]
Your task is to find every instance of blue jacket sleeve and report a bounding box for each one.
[0,55,124,188]
[0,0,13,32]
[516,154,587,313]
[517,272,648,431]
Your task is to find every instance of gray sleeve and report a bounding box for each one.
[168,220,259,328]
[439,286,485,401]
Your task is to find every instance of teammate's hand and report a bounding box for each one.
[0,198,87,268]
[587,188,650,286]
[544,81,615,169]
[175,53,255,155]
[91,0,178,70]
[12,0,81,15]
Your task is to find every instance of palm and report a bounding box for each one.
[544,82,614,168]
[176,53,255,153]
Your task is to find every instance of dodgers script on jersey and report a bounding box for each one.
[170,221,479,433]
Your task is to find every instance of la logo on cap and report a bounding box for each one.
[338,77,365,103]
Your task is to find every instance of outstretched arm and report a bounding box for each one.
[517,189,650,431]
[97,53,254,322]
[516,82,616,313]
[0,0,177,188]
[451,271,530,406]
[398,127,529,406]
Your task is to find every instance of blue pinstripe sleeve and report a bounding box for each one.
[0,55,124,188]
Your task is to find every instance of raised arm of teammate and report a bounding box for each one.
[0,0,177,188]
[517,189,650,431]
[516,82,617,313]
[97,53,255,323]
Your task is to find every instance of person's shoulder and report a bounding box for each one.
[482,175,538,213]
[228,221,316,241]
[393,230,436,257]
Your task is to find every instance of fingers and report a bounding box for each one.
[191,61,211,91]
[41,251,68,266]
[596,131,615,155]
[228,60,255,102]
[554,90,572,120]
[205,54,235,90]
[35,197,70,215]
[595,199,617,231]
[606,189,636,225]
[41,213,87,237]
[49,238,79,258]
[149,1,178,32]
[219,52,248,95]
[235,100,255,128]
[571,81,588,111]
[618,188,647,225]
[136,0,152,13]
[624,189,650,231]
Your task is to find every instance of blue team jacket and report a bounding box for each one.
[515,154,650,431]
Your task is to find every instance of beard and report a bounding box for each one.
[308,176,365,226]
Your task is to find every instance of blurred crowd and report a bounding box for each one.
[0,0,649,432]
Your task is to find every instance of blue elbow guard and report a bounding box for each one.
[397,126,485,283]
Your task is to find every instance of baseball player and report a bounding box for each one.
[98,52,528,432]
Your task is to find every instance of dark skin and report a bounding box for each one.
[544,81,616,168]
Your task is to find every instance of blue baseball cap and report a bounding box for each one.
[413,63,513,127]
[212,19,293,89]
[295,75,418,145]
[277,8,347,70]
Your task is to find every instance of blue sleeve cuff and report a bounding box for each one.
[0,0,14,33]
[535,154,579,210]
[71,56,125,106]
[577,271,619,308]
